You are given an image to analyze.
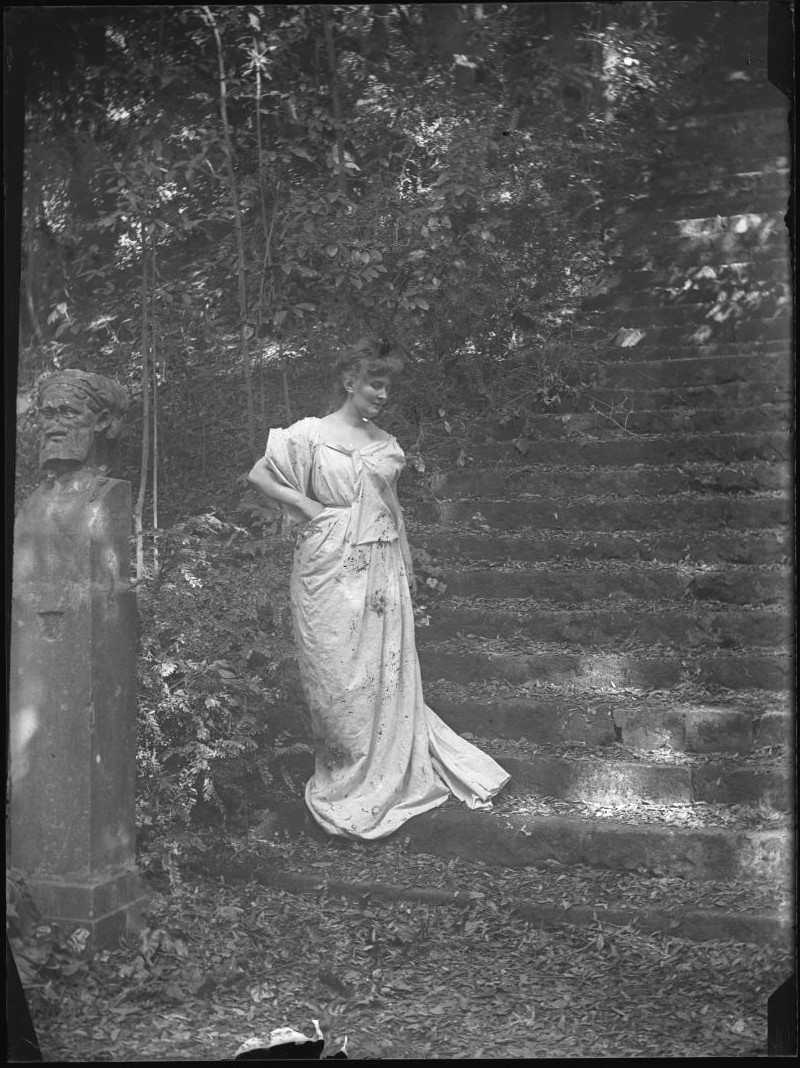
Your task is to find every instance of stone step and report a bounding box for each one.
[434,430,789,468]
[585,270,790,312]
[587,258,789,301]
[596,353,790,391]
[590,297,791,329]
[488,746,791,811]
[664,106,787,136]
[598,314,790,348]
[608,229,788,270]
[565,379,789,412]
[664,115,788,150]
[595,337,789,362]
[625,188,789,225]
[638,184,789,221]
[413,528,789,568]
[431,565,791,606]
[586,280,790,317]
[646,191,789,222]
[425,684,792,752]
[432,460,790,500]
[425,493,791,533]
[485,404,789,442]
[189,844,792,949]
[423,601,790,650]
[646,152,790,189]
[598,380,787,414]
[418,641,790,692]
[683,83,787,115]
[632,166,789,205]
[427,563,790,606]
[650,149,791,183]
[437,431,790,467]
[401,798,791,883]
[611,208,787,242]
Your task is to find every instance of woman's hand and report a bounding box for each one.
[407,571,418,598]
[298,497,326,522]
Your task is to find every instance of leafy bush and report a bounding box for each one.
[135,508,313,847]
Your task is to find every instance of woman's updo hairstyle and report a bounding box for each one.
[327,336,404,411]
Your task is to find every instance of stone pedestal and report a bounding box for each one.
[9,471,149,945]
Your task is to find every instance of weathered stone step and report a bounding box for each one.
[489,405,789,441]
[401,800,790,883]
[561,379,789,412]
[190,848,792,949]
[424,601,790,650]
[432,459,789,500]
[489,747,791,811]
[188,843,792,949]
[596,353,790,391]
[664,106,787,136]
[585,273,790,312]
[638,186,789,223]
[590,298,791,330]
[612,208,787,243]
[426,684,792,751]
[608,230,788,270]
[630,168,789,210]
[596,337,789,362]
[587,279,790,316]
[436,431,789,467]
[595,379,787,414]
[596,316,791,349]
[426,493,791,533]
[646,154,790,191]
[587,258,789,301]
[419,642,790,692]
[413,528,789,568]
[676,85,787,115]
[641,167,789,200]
[639,191,788,224]
[650,149,790,183]
[433,565,791,606]
[663,115,788,154]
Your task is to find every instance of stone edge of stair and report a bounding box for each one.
[186,857,792,949]
[399,805,790,885]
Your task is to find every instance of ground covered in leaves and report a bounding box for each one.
[19,832,792,1061]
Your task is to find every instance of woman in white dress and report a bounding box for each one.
[248,339,510,839]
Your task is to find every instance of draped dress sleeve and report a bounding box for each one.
[263,417,320,527]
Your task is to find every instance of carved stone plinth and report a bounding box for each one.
[9,469,149,945]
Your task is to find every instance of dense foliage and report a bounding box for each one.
[12,2,705,840]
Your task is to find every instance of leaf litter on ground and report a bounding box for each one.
[25,827,793,1061]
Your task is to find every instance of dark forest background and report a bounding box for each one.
[5,2,779,842]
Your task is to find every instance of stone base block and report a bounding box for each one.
[26,868,150,948]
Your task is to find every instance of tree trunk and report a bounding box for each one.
[203,6,257,454]
[281,354,293,424]
[150,244,160,576]
[133,232,151,581]
[319,6,348,196]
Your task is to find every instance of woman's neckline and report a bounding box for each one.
[315,415,393,452]
[320,437,393,455]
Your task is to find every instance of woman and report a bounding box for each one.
[248,338,510,839]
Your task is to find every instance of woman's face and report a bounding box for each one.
[346,370,391,420]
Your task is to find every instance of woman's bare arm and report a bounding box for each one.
[247,457,323,521]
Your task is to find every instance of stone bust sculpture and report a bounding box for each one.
[36,369,131,479]
[10,368,144,930]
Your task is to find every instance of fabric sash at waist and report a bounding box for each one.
[304,501,399,545]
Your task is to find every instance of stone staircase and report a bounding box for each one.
[401,66,793,943]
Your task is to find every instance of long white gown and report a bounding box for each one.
[264,417,510,839]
